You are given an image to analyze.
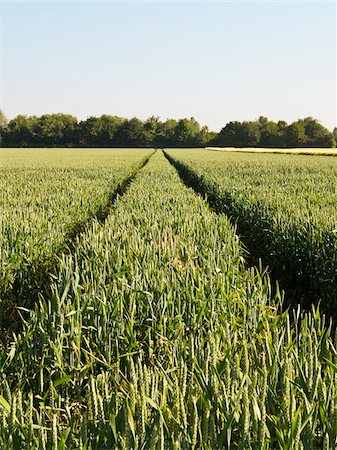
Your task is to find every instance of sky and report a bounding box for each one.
[0,1,336,132]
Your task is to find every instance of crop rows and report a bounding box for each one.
[0,150,336,449]
[166,148,337,317]
[0,148,152,331]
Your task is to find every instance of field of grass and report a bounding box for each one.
[0,148,152,330]
[0,149,337,449]
[166,148,337,317]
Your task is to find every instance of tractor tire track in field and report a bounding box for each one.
[163,150,263,271]
[0,150,156,340]
[163,150,335,325]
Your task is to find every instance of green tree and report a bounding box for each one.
[5,115,39,147]
[174,118,201,147]
[285,121,307,147]
[284,118,335,148]
[35,114,78,147]
[98,115,125,146]
[276,120,288,147]
[0,110,7,129]
[216,121,260,147]
[205,130,219,146]
[78,116,103,147]
[214,121,241,147]
[142,116,160,147]
[241,121,260,147]
[78,115,125,147]
[114,118,146,147]
[154,119,178,147]
[0,110,8,146]
[258,116,279,147]
[195,126,212,147]
[302,117,335,148]
[333,127,337,142]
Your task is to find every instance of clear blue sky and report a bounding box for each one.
[1,1,336,131]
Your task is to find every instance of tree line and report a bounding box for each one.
[0,111,335,148]
[213,116,336,148]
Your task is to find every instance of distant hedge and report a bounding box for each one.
[0,111,335,148]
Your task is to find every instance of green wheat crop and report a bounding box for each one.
[166,148,337,316]
[0,148,151,328]
[0,150,336,448]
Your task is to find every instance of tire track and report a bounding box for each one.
[0,150,156,339]
[163,150,336,328]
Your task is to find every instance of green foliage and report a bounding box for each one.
[78,115,125,147]
[0,150,336,448]
[154,119,178,147]
[2,115,214,148]
[2,112,334,148]
[300,117,336,148]
[215,120,261,147]
[212,117,335,148]
[285,121,306,147]
[34,114,78,147]
[0,110,7,147]
[0,110,7,130]
[258,116,280,147]
[173,117,201,147]
[4,115,39,147]
[333,127,337,142]
[114,117,148,147]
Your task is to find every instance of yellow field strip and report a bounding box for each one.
[206,146,337,156]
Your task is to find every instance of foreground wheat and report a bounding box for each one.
[0,151,336,449]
